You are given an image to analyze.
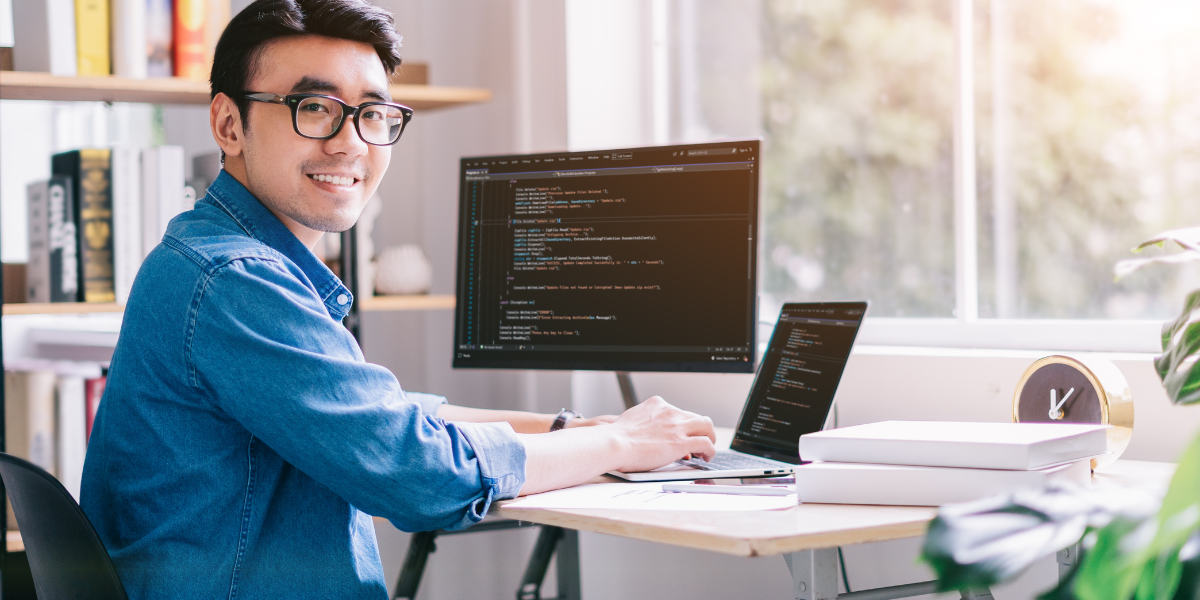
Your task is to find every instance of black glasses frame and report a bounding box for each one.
[242,92,414,146]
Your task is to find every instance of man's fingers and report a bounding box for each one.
[688,436,717,462]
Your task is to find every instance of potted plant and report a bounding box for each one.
[920,227,1200,599]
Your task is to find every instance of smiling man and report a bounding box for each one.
[78,0,717,598]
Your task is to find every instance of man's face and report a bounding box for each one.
[238,35,392,235]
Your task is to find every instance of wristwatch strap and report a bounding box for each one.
[549,409,581,432]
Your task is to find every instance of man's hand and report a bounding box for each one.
[608,396,716,473]
[565,414,618,428]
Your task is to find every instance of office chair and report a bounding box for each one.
[0,452,128,600]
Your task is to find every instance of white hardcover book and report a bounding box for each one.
[26,180,51,303]
[11,0,77,75]
[799,421,1109,471]
[112,146,143,304]
[140,146,185,259]
[110,0,147,78]
[27,369,57,477]
[0,0,14,48]
[56,374,87,501]
[795,459,1092,507]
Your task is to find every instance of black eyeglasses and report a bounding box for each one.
[242,92,414,146]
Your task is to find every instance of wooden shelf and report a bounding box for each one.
[359,294,455,311]
[3,302,124,316]
[0,71,491,111]
[3,296,453,315]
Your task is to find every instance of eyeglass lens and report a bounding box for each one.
[295,97,406,145]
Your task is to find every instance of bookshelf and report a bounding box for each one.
[3,295,455,316]
[0,71,492,110]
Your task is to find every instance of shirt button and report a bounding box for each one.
[337,294,348,305]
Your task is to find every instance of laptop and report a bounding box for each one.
[609,301,868,481]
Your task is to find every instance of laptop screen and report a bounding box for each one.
[729,302,868,464]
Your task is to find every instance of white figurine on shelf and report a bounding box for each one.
[375,244,433,295]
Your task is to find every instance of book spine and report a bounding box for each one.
[47,175,80,302]
[111,0,147,78]
[27,370,57,477]
[4,371,31,531]
[57,374,87,501]
[145,0,172,76]
[74,0,109,76]
[202,0,228,77]
[172,0,205,80]
[85,374,107,443]
[112,146,142,304]
[26,181,51,303]
[11,0,77,75]
[78,149,116,303]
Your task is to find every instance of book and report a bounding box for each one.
[4,371,29,530]
[57,374,87,501]
[47,175,80,302]
[798,421,1109,471]
[140,145,186,257]
[145,0,172,76]
[202,0,228,78]
[794,459,1092,507]
[26,180,51,303]
[74,0,109,76]
[85,374,106,442]
[11,0,78,76]
[0,0,14,50]
[111,146,142,304]
[27,369,58,477]
[111,0,147,78]
[173,0,205,80]
[53,149,116,303]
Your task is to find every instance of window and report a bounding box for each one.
[649,0,1200,352]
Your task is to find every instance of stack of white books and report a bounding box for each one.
[794,421,1110,506]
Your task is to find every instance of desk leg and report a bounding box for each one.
[783,549,839,600]
[556,529,582,600]
[1057,542,1080,582]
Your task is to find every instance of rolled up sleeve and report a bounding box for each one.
[187,256,526,532]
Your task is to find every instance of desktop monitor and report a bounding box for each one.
[452,140,761,373]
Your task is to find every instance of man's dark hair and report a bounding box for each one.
[210,0,403,127]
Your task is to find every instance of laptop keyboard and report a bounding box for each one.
[677,452,787,472]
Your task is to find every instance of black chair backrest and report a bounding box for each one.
[0,452,128,600]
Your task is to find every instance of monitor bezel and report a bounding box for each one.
[451,139,762,374]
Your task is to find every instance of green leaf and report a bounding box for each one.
[1154,290,1200,406]
[920,486,1159,591]
[1073,432,1200,599]
[1113,227,1200,280]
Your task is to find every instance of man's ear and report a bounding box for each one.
[211,93,246,158]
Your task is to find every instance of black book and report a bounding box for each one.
[46,176,80,302]
[52,149,116,303]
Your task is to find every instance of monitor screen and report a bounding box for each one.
[730,302,868,464]
[453,140,760,372]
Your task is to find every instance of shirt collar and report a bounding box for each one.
[201,170,353,320]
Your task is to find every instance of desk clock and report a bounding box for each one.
[1012,355,1134,469]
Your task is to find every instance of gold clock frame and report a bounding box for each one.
[1012,354,1134,469]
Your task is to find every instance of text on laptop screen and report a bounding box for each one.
[734,303,866,456]
[452,141,760,372]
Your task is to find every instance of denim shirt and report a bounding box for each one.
[80,171,527,600]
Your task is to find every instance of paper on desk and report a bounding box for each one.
[504,482,797,511]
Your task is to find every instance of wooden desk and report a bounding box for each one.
[494,427,1175,600]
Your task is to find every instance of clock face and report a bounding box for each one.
[1015,362,1104,424]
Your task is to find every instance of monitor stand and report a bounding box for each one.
[616,372,639,410]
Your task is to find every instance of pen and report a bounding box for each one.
[661,483,795,496]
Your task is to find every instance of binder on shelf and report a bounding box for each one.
[141,145,186,258]
[110,0,147,78]
[74,0,109,76]
[53,149,116,303]
[145,0,172,76]
[112,146,142,304]
[27,180,51,303]
[173,0,205,80]
[11,0,78,76]
[47,175,80,302]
